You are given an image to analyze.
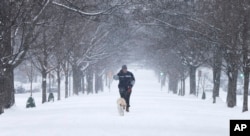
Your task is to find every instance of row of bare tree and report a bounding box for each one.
[132,0,250,112]
[1,0,250,114]
[0,0,130,114]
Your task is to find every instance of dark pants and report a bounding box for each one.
[119,87,132,107]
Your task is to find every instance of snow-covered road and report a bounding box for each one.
[1,70,249,136]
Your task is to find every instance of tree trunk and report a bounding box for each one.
[65,71,69,98]
[226,70,238,108]
[212,46,222,103]
[30,62,33,97]
[105,73,108,87]
[95,73,103,93]
[243,67,249,112]
[100,76,104,92]
[0,6,14,108]
[173,78,178,94]
[169,73,178,94]
[0,93,3,114]
[3,66,15,108]
[57,66,61,101]
[0,76,4,114]
[42,71,47,103]
[168,75,173,91]
[179,78,182,96]
[242,13,249,112]
[180,78,186,96]
[72,65,81,95]
[69,74,71,96]
[63,62,69,98]
[189,65,197,95]
[95,73,99,94]
[82,75,85,94]
[86,67,94,94]
[183,78,185,96]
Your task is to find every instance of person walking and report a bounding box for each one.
[113,65,135,112]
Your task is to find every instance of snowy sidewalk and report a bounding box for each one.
[1,70,249,136]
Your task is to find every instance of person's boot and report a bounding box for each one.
[126,106,129,112]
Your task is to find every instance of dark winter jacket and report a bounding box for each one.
[117,70,135,89]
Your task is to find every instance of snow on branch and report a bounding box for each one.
[52,1,114,16]
[80,62,89,71]
[148,16,213,41]
[186,17,222,32]
[33,0,51,21]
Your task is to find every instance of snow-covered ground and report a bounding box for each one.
[1,70,249,136]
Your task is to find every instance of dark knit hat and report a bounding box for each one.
[122,65,127,69]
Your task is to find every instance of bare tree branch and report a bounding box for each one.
[52,0,115,16]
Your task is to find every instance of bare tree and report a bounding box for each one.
[239,1,250,112]
[30,22,58,103]
[0,0,50,111]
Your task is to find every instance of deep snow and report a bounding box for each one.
[0,69,249,136]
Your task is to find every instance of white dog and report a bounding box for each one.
[117,98,127,116]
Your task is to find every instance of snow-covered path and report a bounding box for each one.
[1,70,249,136]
